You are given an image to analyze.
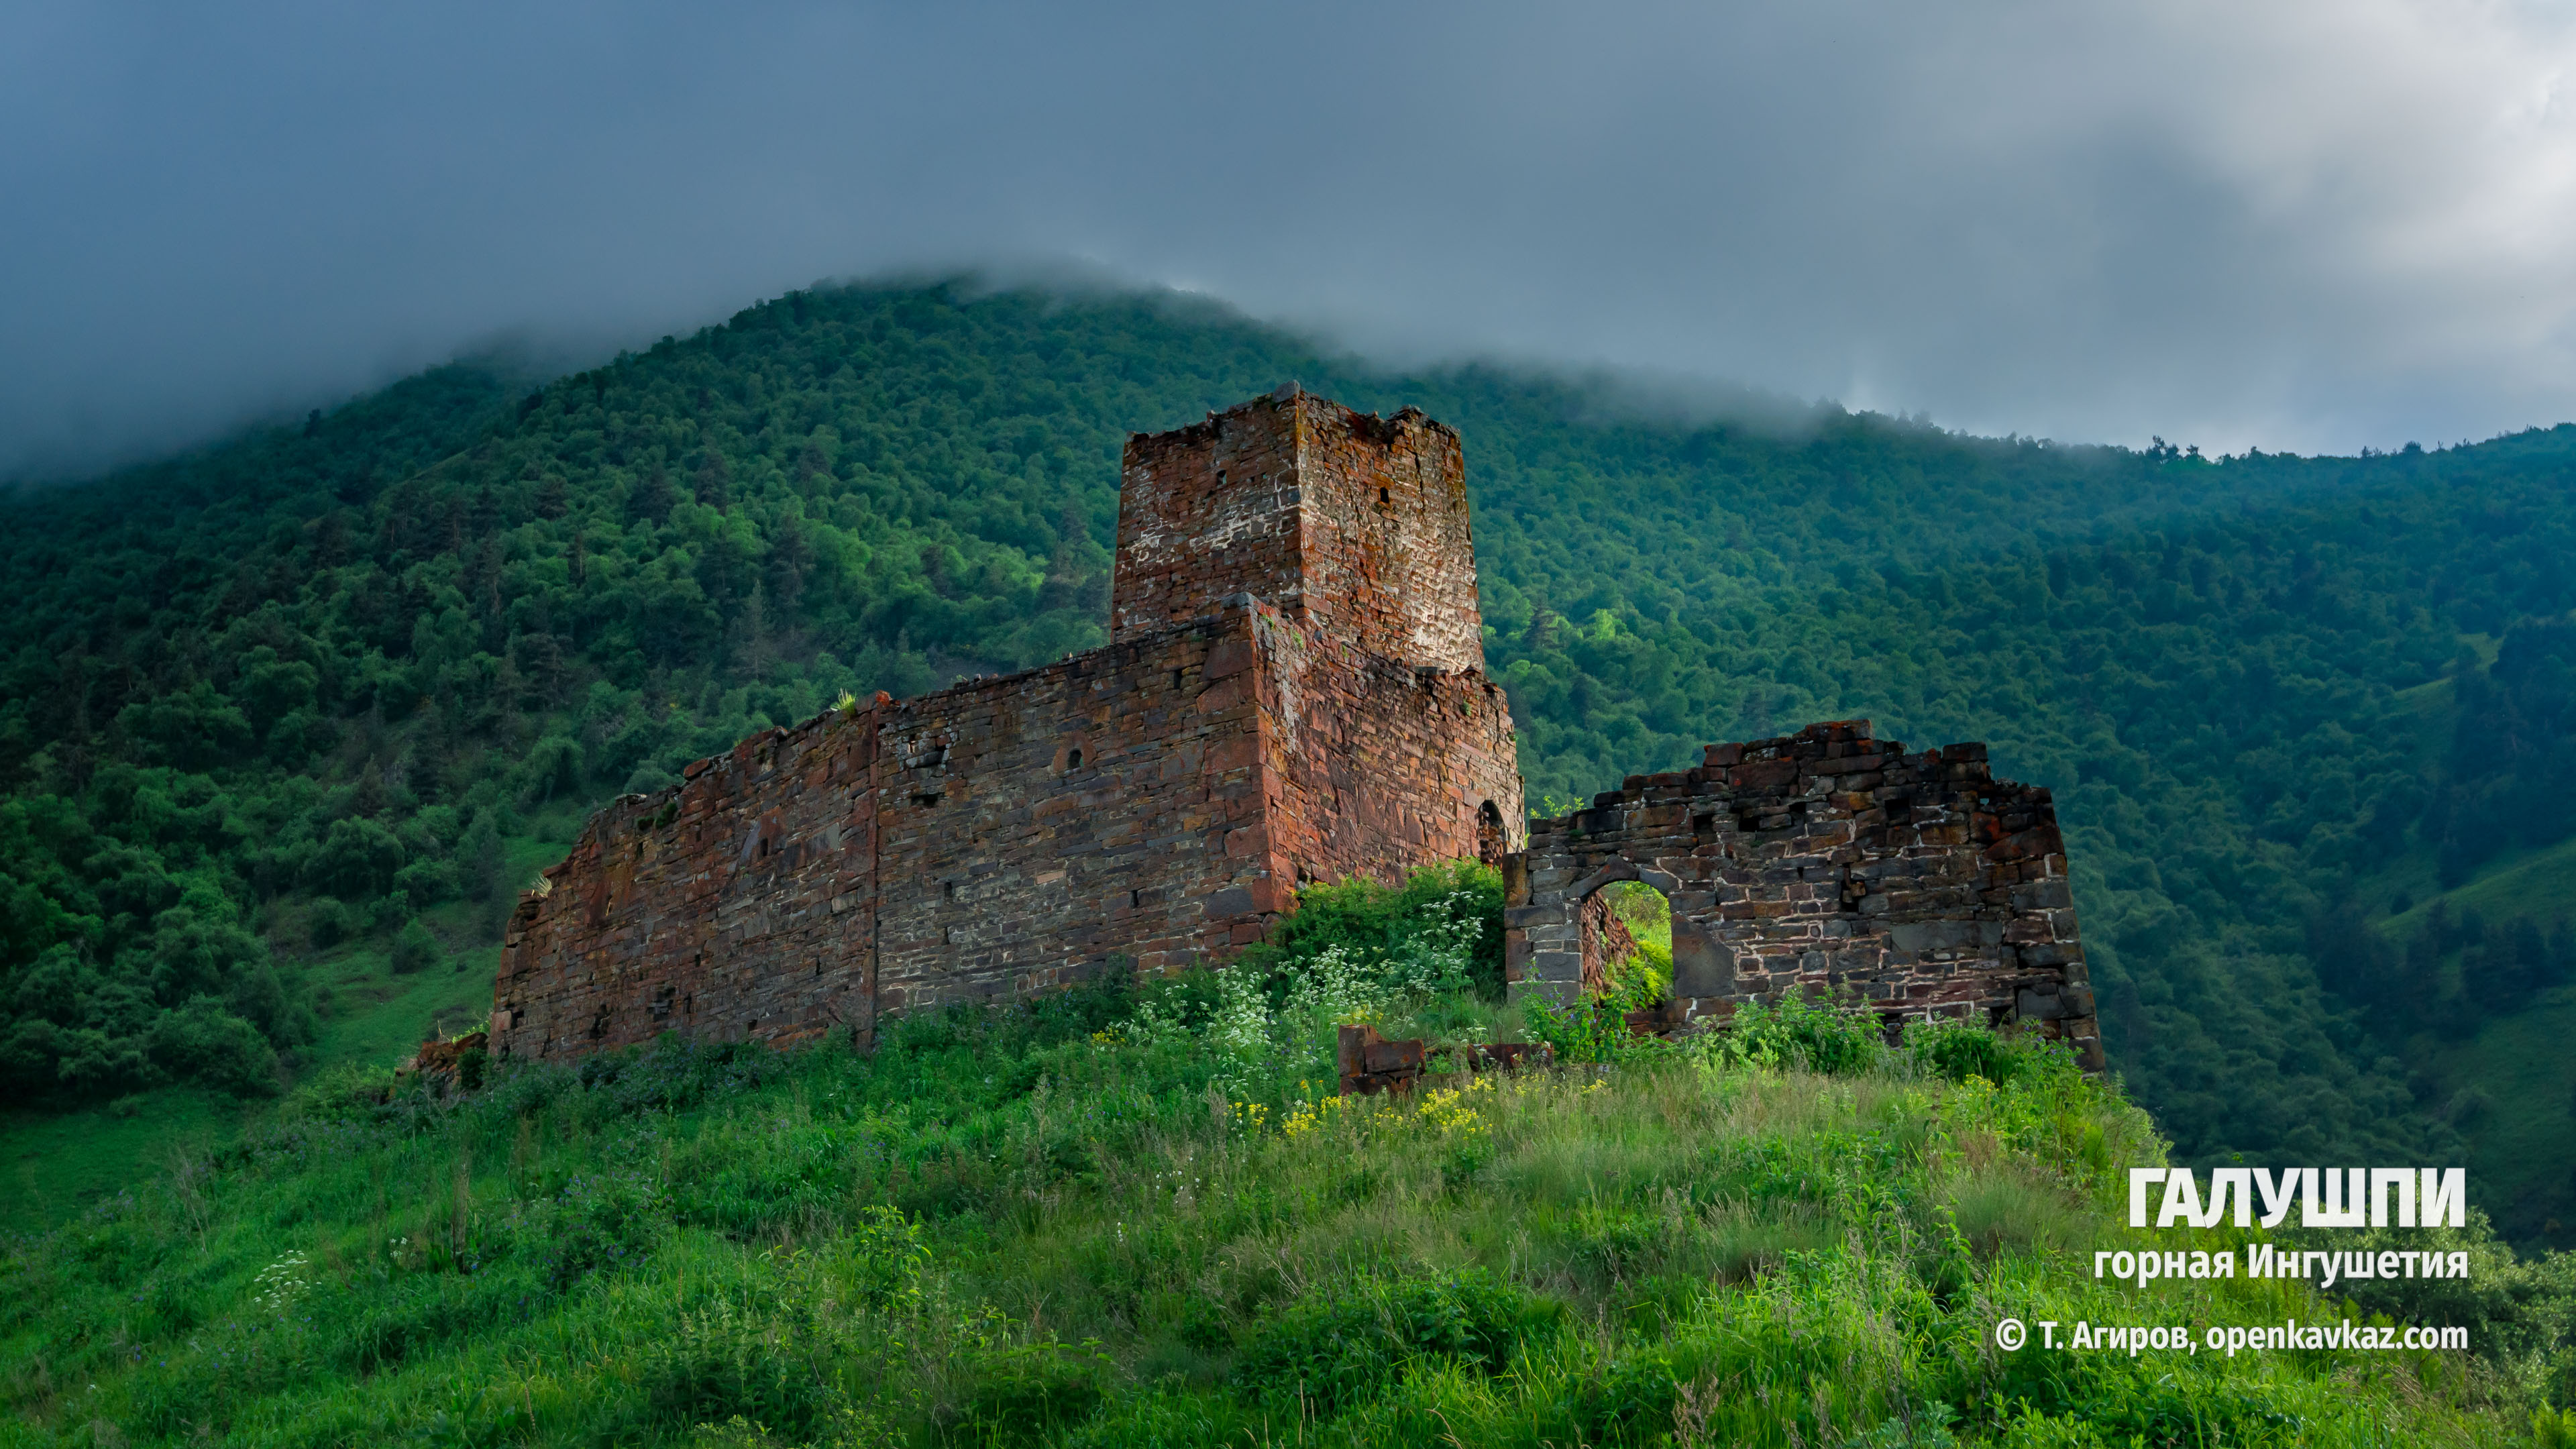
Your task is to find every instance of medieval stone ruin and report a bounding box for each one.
[490,387,2101,1072]
[1507,720,2099,1068]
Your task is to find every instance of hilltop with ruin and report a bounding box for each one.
[492,387,2098,1070]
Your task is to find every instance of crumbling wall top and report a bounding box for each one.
[1113,388,1481,672]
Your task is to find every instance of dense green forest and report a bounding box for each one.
[7,280,2576,1241]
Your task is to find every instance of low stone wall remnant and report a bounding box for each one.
[1503,719,2100,1069]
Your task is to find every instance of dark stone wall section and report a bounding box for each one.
[1502,720,2102,1069]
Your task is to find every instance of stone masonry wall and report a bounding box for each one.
[490,614,1281,1061]
[493,600,1523,1063]
[1286,398,1481,674]
[1111,395,1301,643]
[1254,609,1523,888]
[1503,719,2101,1069]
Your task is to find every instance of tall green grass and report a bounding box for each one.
[1,873,2563,1444]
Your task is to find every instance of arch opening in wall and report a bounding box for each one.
[1581,879,1672,1009]
[1476,800,1506,865]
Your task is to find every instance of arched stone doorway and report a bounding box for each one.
[1543,857,1733,1014]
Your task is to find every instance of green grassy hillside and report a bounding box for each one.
[13,278,2576,1242]
[2298,653,2576,1246]
[1,814,566,1235]
[2422,985,2576,1244]
[5,904,2567,1448]
[2383,836,2576,943]
[2356,814,2576,1246]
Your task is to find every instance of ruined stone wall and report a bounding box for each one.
[867,614,1289,1011]
[1113,388,1483,672]
[1112,395,1303,641]
[494,614,1279,1061]
[1286,399,1481,674]
[1503,720,2100,1069]
[493,598,1527,1063]
[491,711,879,1062]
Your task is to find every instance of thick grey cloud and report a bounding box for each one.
[5,0,2574,477]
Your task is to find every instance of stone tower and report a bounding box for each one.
[1113,384,1483,674]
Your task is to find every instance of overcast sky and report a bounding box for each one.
[6,0,2575,478]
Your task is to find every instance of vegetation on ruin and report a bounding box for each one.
[5,877,2570,1446]
[9,278,2576,1246]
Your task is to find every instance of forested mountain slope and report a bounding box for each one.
[7,280,2576,1240]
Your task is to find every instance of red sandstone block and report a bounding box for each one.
[1205,637,1256,678]
[1731,759,1801,790]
